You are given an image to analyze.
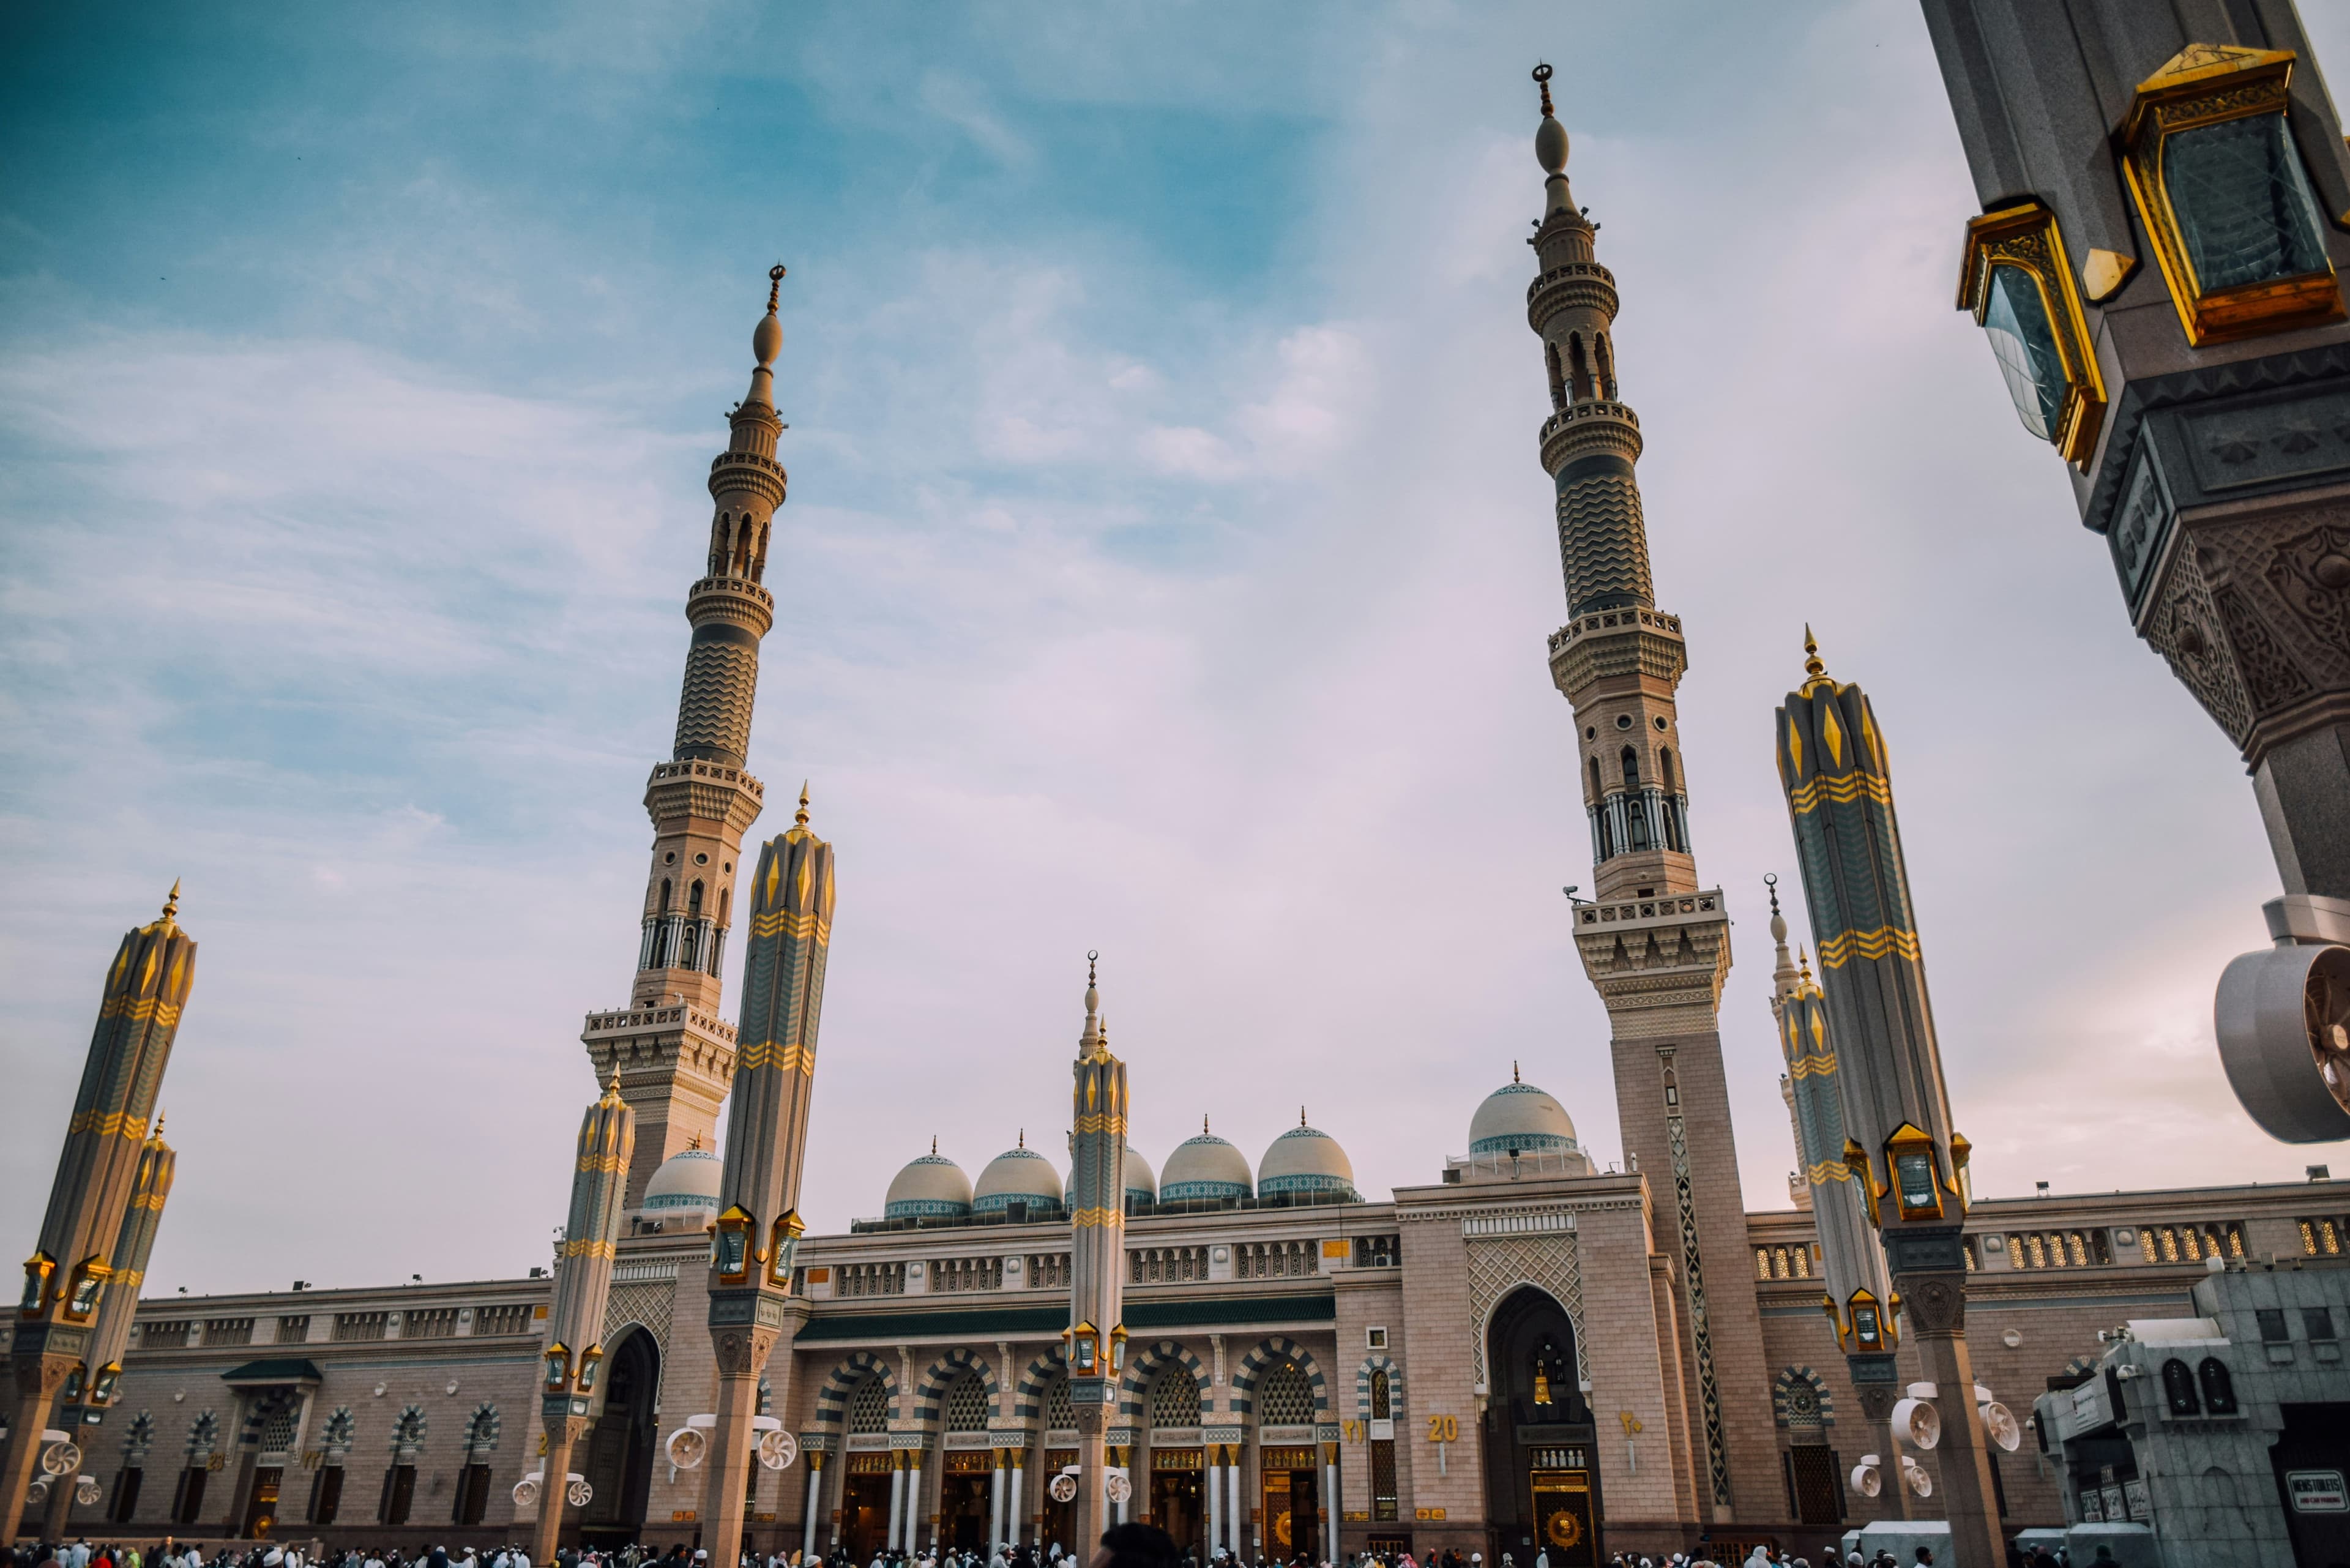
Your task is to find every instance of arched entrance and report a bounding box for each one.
[1479,1286,1601,1567]
[1144,1364,1204,1558]
[578,1329,660,1549]
[838,1378,895,1562]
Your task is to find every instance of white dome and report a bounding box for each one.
[1259,1121,1358,1198]
[973,1144,1061,1214]
[1160,1129,1252,1203]
[1468,1078,1580,1155]
[643,1147,722,1212]
[1121,1148,1157,1202]
[885,1151,973,1220]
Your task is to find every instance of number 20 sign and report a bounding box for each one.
[1425,1416,1458,1443]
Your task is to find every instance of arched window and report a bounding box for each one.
[659,878,673,913]
[2198,1357,2237,1416]
[1149,1369,1200,1428]
[1545,341,1565,411]
[1660,749,1676,791]
[2162,1358,2199,1416]
[847,1378,888,1435]
[1595,333,1617,400]
[943,1373,989,1433]
[1569,334,1593,402]
[1622,747,1640,786]
[753,523,770,583]
[1369,1369,1390,1421]
[718,887,730,924]
[1588,756,1603,801]
[688,881,704,916]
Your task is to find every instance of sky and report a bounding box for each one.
[6,2,2350,1298]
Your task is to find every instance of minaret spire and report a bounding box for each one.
[1526,61,1774,1523]
[585,266,795,1207]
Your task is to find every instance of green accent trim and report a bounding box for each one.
[1130,1293,1334,1329]
[220,1358,324,1384]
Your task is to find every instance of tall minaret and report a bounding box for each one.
[1766,879,1905,1518]
[531,1075,635,1562]
[1065,956,1128,1553]
[584,266,791,1207]
[4,887,198,1544]
[1774,634,1997,1554]
[701,802,835,1568]
[1524,64,1776,1521]
[41,1115,178,1537]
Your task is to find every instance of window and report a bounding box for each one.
[203,1317,255,1346]
[848,1379,889,1435]
[1234,1241,1315,1280]
[403,1308,459,1339]
[2306,1307,2338,1342]
[2258,1309,2291,1343]
[943,1374,990,1433]
[110,1468,142,1523]
[475,1303,533,1337]
[1129,1246,1208,1283]
[1150,1371,1201,1428]
[276,1315,310,1343]
[142,1321,191,1350]
[1256,1362,1315,1426]
[837,1262,906,1297]
[2299,1215,2345,1256]
[2120,44,2344,345]
[1043,1374,1075,1431]
[452,1463,492,1526]
[1369,1368,1398,1521]
[2138,1222,2244,1264]
[1026,1253,1070,1289]
[2162,1358,2200,1416]
[1352,1234,1400,1269]
[2199,1357,2239,1416]
[173,1466,207,1524]
[931,1257,1003,1293]
[2006,1229,2112,1269]
[333,1312,387,1342]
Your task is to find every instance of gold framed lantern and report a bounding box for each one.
[2119,44,2344,346]
[1882,1124,1947,1223]
[1957,201,2107,464]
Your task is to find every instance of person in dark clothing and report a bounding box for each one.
[1091,1526,1179,1568]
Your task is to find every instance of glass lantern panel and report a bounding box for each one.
[1894,1151,1939,1212]
[1852,1305,1881,1348]
[1982,265,2065,441]
[2163,113,2329,289]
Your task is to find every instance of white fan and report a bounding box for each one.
[512,1476,542,1509]
[1890,1397,1941,1450]
[1848,1457,1881,1499]
[567,1479,594,1507]
[1903,1458,1933,1499]
[1980,1400,2023,1453]
[758,1430,799,1471]
[1048,1473,1078,1503]
[41,1441,83,1476]
[1104,1473,1132,1504]
[667,1427,709,1470]
[76,1476,102,1505]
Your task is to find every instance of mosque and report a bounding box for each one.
[11,64,2350,1568]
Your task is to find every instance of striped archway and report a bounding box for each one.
[913,1346,1001,1422]
[1011,1345,1067,1420]
[1118,1338,1208,1418]
[1229,1336,1328,1418]
[812,1348,898,1426]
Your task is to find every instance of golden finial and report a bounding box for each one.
[1764,872,1781,917]
[1532,62,1554,118]
[151,1108,166,1139]
[600,1069,624,1107]
[767,263,787,314]
[162,879,181,922]
[687,1130,703,1151]
[1513,1059,1521,1085]
[1202,1114,1210,1136]
[1798,947,1813,982]
[1299,1106,1308,1129]
[794,782,810,829]
[1803,625,1825,680]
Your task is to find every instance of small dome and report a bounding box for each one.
[643,1147,722,1213]
[1121,1148,1157,1203]
[1468,1077,1580,1156]
[886,1150,973,1220]
[974,1143,1061,1214]
[1259,1118,1358,1199]
[1161,1127,1252,1203]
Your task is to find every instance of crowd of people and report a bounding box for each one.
[4,1530,2089,1568]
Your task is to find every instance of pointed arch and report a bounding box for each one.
[1772,1367,1833,1429]
[912,1346,999,1423]
[1659,748,1675,791]
[1012,1345,1068,1419]
[1354,1355,1405,1418]
[1545,340,1566,411]
[1621,746,1640,786]
[1117,1338,1207,1418]
[1230,1336,1329,1418]
[1568,333,1593,402]
[811,1349,898,1427]
[1595,332,1617,400]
